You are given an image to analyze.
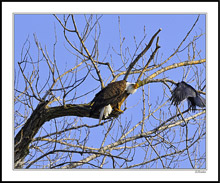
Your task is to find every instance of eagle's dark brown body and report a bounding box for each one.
[90,80,128,117]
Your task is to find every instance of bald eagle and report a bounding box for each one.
[170,81,206,112]
[90,80,138,123]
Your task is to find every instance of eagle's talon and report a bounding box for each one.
[114,108,124,113]
[89,80,138,123]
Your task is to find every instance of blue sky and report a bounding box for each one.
[14,13,207,169]
[14,14,206,116]
[15,14,206,62]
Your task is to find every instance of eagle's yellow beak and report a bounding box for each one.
[134,83,139,89]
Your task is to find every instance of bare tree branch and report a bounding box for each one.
[14,14,206,169]
[123,28,162,81]
[137,59,206,88]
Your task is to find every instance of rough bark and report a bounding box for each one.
[14,101,124,168]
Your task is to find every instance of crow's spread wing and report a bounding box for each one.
[171,81,197,106]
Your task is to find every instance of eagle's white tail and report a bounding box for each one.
[99,104,112,124]
[99,107,105,124]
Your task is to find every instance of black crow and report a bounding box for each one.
[170,81,206,112]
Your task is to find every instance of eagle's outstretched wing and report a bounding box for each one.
[90,80,126,116]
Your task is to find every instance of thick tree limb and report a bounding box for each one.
[136,59,206,88]
[123,28,162,81]
[14,101,49,168]
[14,102,123,168]
[136,36,161,82]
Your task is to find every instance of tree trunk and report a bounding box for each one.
[14,101,123,168]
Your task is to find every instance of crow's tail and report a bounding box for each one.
[195,95,206,107]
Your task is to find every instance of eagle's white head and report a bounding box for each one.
[126,82,139,94]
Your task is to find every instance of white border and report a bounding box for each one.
[2,2,218,181]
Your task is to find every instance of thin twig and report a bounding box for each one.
[123,28,162,81]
